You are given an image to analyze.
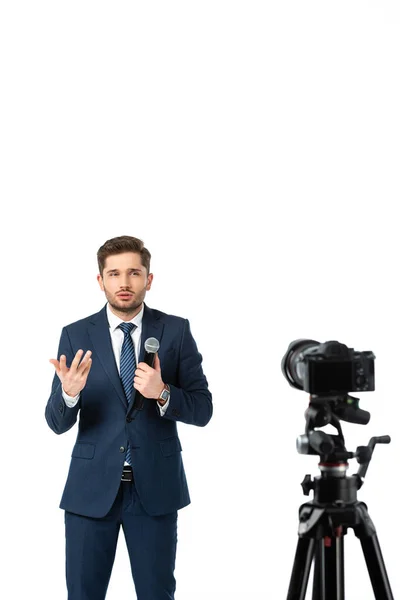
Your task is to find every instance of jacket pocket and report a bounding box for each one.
[71,442,95,459]
[159,436,182,457]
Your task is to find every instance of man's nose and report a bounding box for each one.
[119,276,131,289]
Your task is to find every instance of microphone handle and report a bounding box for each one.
[143,350,156,368]
[132,351,156,410]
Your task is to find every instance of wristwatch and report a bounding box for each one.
[158,384,170,403]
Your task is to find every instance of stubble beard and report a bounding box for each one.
[106,288,146,316]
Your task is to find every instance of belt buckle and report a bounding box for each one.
[121,467,133,482]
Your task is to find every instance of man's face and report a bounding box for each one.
[97,252,153,317]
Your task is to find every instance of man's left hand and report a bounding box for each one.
[134,353,164,400]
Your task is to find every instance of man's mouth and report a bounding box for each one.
[117,293,133,299]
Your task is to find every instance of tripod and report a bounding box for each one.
[286,436,394,600]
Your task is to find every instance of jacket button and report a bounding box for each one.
[126,417,132,423]
[119,446,125,453]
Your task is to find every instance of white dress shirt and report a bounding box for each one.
[62,303,170,464]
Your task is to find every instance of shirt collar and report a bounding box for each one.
[106,302,144,333]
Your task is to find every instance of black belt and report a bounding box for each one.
[121,465,133,482]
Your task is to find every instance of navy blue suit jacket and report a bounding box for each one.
[45,303,213,518]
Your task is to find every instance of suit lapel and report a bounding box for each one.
[139,303,165,362]
[87,304,128,409]
[129,303,165,416]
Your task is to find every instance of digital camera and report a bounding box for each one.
[281,339,375,395]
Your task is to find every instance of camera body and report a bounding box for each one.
[301,341,375,395]
[282,339,375,395]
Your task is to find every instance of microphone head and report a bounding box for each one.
[144,337,160,354]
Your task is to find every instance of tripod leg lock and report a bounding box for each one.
[353,502,377,539]
[298,505,325,536]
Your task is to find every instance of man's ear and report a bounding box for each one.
[97,274,105,291]
[146,273,154,291]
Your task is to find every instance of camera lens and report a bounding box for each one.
[281,339,320,390]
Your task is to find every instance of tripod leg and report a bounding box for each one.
[311,539,323,600]
[286,538,315,600]
[353,503,394,600]
[360,535,394,600]
[312,534,345,600]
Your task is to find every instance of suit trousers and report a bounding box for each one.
[65,479,178,600]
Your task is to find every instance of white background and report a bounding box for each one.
[1,1,400,599]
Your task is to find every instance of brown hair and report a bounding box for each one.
[97,235,151,276]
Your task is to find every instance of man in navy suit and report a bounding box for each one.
[45,235,213,600]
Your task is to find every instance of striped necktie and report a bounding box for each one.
[118,321,137,466]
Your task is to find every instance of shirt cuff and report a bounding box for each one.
[62,386,80,408]
[157,397,170,416]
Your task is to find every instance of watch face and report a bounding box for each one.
[161,389,170,401]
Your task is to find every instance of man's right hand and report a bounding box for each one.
[49,349,92,397]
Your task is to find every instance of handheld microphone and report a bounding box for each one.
[143,337,160,368]
[132,337,160,411]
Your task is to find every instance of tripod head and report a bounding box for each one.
[296,395,390,495]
